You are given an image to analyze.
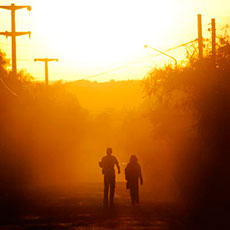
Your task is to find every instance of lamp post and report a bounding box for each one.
[144,45,177,68]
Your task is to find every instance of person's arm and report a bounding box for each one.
[139,164,143,185]
[125,165,128,180]
[99,157,104,168]
[115,157,120,174]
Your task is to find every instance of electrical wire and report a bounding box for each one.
[1,38,199,83]
[0,77,18,96]
[78,38,198,80]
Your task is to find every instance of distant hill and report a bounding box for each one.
[64,80,144,111]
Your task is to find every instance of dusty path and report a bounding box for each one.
[0,183,192,230]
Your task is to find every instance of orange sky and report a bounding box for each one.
[0,0,229,82]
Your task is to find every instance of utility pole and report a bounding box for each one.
[0,3,31,76]
[34,58,58,86]
[197,14,203,59]
[211,18,216,63]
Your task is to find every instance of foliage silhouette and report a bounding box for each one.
[143,36,230,228]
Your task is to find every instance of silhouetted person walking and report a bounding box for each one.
[125,155,143,206]
[99,147,120,207]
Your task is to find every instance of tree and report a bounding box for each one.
[143,37,230,228]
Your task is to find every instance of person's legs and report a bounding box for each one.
[104,176,109,206]
[130,180,139,206]
[130,187,135,206]
[110,175,115,206]
[134,186,139,204]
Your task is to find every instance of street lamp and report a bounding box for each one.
[144,44,177,68]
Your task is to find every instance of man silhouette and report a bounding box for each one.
[99,147,120,207]
[125,155,143,206]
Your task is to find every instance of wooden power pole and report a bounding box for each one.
[34,58,58,86]
[211,18,216,63]
[197,14,203,59]
[0,3,31,76]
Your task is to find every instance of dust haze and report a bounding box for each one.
[0,77,192,204]
[0,37,230,229]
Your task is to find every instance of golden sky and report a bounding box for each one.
[0,0,229,82]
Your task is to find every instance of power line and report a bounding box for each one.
[163,39,198,53]
[0,77,17,96]
[3,38,199,82]
[77,38,198,81]
[17,59,32,61]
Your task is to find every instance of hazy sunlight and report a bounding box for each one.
[32,0,176,67]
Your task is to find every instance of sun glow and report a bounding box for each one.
[32,0,177,68]
[0,0,229,81]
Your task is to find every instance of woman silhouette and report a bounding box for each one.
[125,155,143,206]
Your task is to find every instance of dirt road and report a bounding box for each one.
[0,182,199,230]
